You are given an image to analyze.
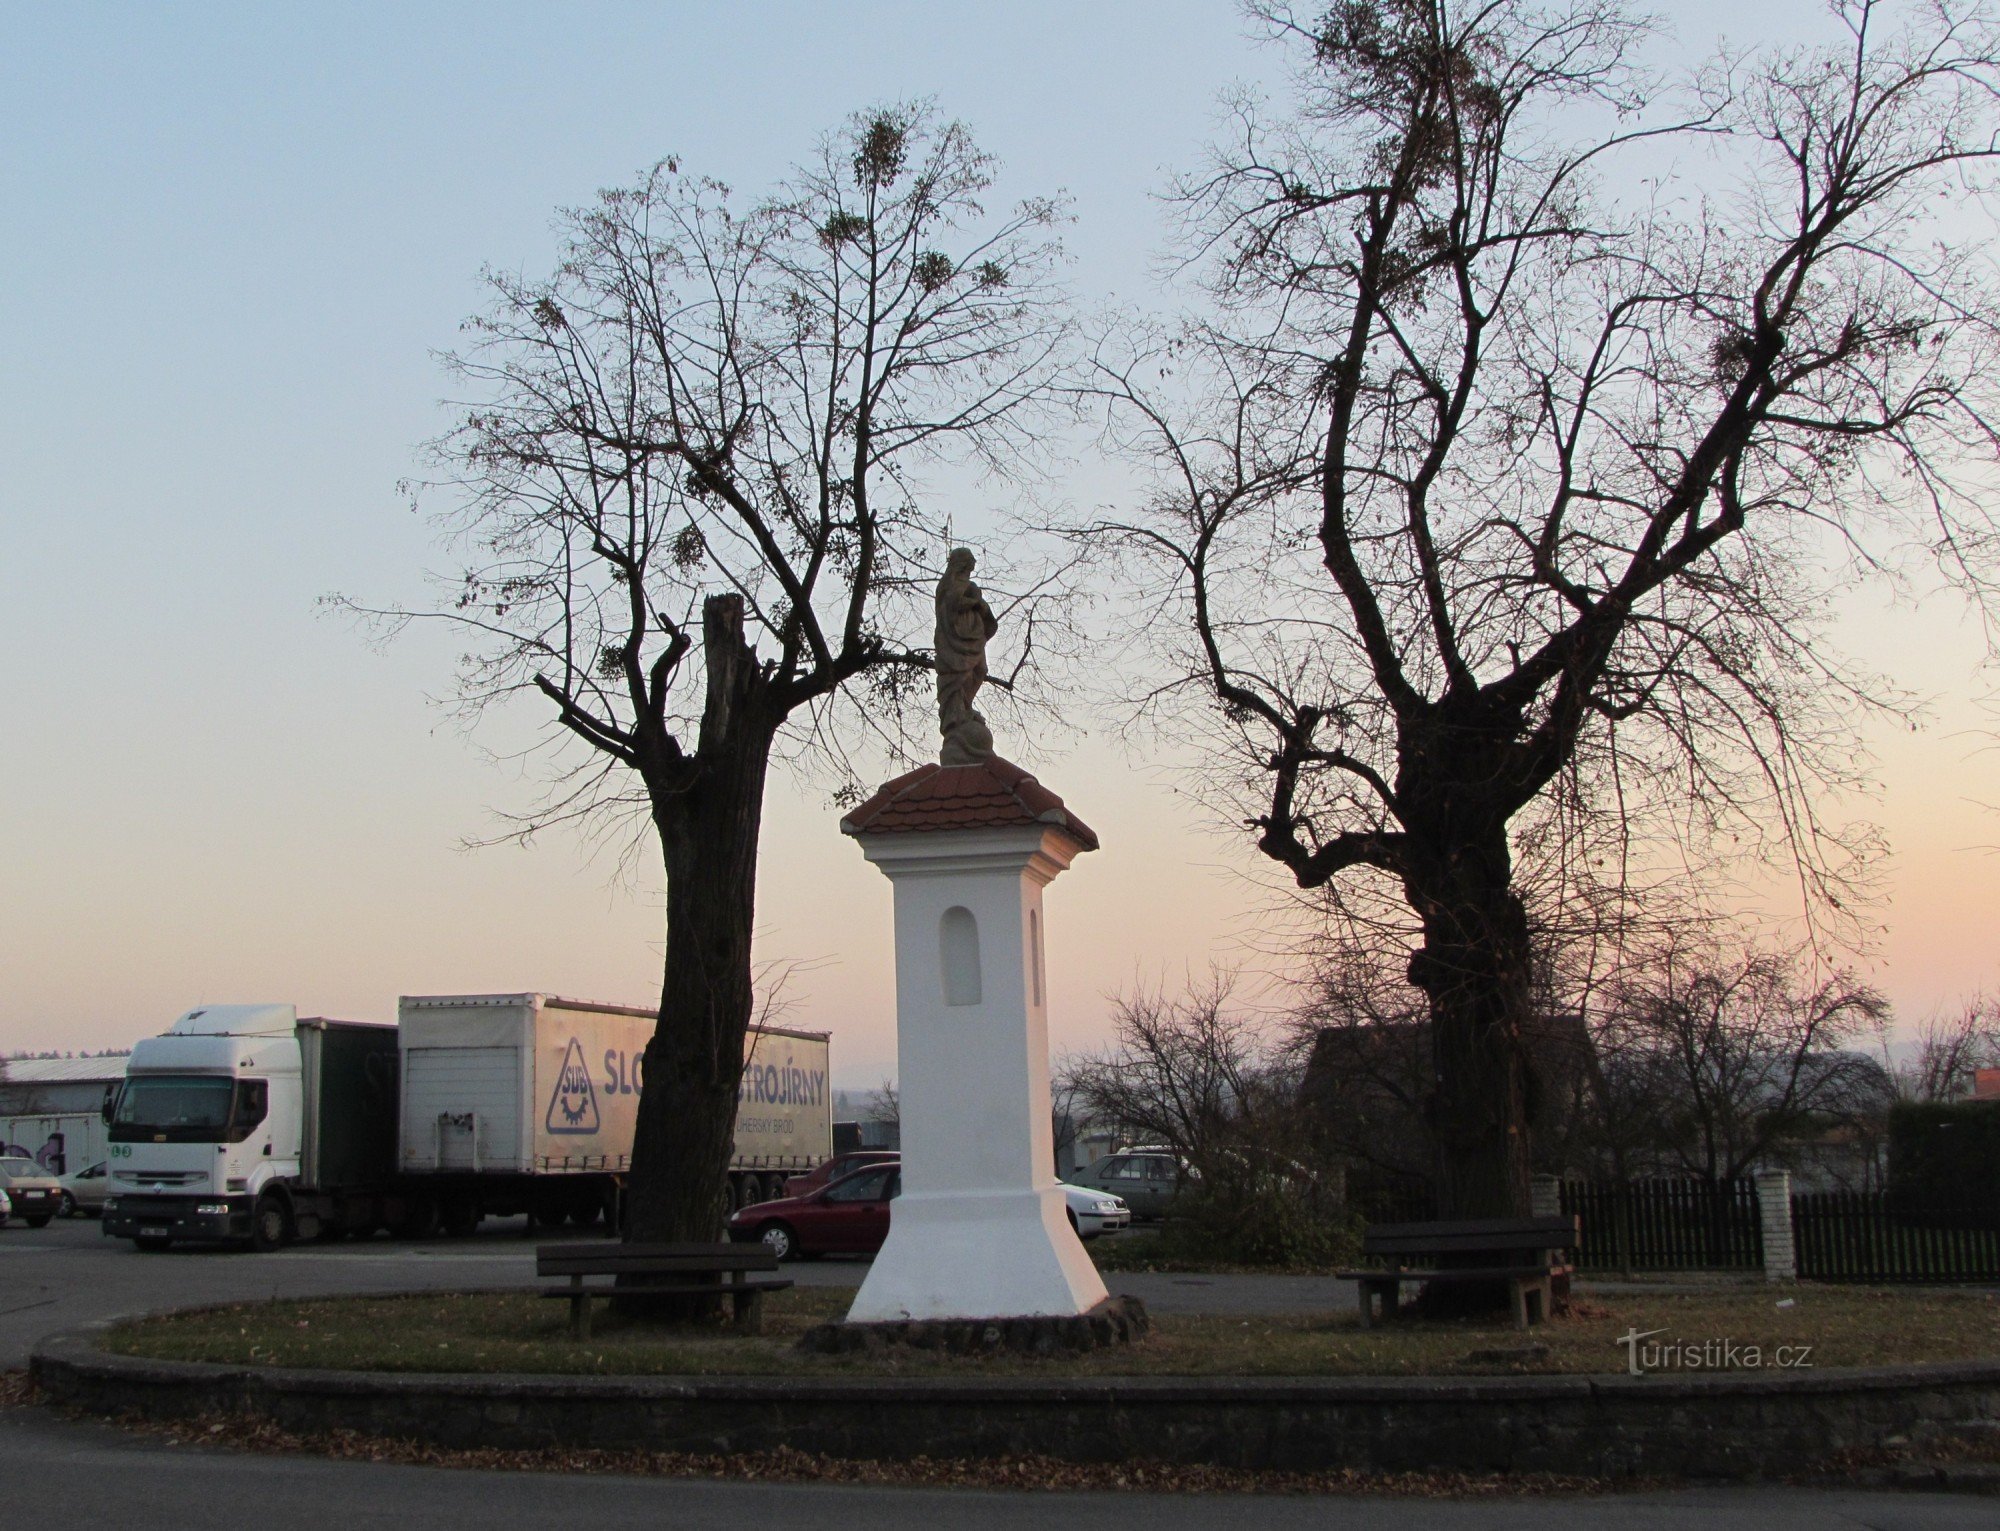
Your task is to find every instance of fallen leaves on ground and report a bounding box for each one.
[121,1409,1615,1497]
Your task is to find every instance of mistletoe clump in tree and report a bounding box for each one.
[1093,0,2000,1219]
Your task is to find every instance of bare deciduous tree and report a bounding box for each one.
[1061,971,1351,1261]
[863,1077,901,1133]
[1594,942,1892,1183]
[348,106,1072,1247]
[1894,994,2000,1100]
[1088,0,2000,1217]
[1061,972,1273,1169]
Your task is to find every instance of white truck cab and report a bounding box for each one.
[102,1004,302,1248]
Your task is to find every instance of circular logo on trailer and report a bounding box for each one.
[545,1037,601,1135]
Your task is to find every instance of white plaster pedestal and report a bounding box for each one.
[839,759,1107,1322]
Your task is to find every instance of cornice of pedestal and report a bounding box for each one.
[840,753,1099,853]
[851,821,1087,886]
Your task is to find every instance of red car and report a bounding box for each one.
[783,1150,900,1199]
[728,1160,900,1261]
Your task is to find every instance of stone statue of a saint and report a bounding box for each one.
[934,547,999,765]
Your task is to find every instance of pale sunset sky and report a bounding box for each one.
[3,1,1995,1083]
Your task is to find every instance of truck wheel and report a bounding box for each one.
[442,1199,479,1237]
[761,1174,788,1204]
[757,1221,797,1262]
[251,1193,294,1252]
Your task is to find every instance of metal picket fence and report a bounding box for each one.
[1791,1191,2000,1284]
[1559,1177,1763,1272]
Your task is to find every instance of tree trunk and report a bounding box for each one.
[1405,831,1536,1223]
[1403,830,1537,1318]
[622,596,773,1310]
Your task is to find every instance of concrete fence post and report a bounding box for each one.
[1755,1170,1796,1282]
[1530,1174,1563,1220]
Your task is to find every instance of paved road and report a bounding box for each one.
[4,1218,1993,1526]
[2,1406,1992,1530]
[0,1217,1342,1367]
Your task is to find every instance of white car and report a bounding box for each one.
[0,1189,10,1228]
[1061,1181,1130,1240]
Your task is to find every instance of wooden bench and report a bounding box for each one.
[536,1242,792,1339]
[1337,1215,1579,1330]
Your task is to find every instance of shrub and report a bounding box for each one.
[1887,1100,2000,1222]
[1147,1179,1359,1270]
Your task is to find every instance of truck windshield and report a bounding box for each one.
[110,1076,243,1143]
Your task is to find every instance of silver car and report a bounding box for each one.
[1068,1150,1186,1221]
[58,1161,110,1218]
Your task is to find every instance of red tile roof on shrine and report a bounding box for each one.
[839,755,1099,850]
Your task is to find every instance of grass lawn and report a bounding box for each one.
[104,1284,2000,1379]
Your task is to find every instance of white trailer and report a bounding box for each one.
[397,993,832,1228]
[0,1112,108,1181]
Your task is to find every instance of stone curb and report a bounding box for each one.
[31,1325,2000,1480]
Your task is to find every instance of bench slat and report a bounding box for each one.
[1361,1219,1577,1257]
[595,1242,776,1259]
[1360,1223,1576,1247]
[537,1278,792,1299]
[537,1253,778,1275]
[1360,1236,1572,1258]
[537,1248,778,1276]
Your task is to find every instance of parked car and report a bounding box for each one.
[0,1156,61,1227]
[58,1161,110,1218]
[782,1150,900,1199]
[0,1189,10,1228]
[731,1160,900,1260]
[1068,1148,1187,1221]
[1064,1182,1130,1238]
[728,1156,1128,1260]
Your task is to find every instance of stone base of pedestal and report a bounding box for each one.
[797,1295,1149,1358]
[843,1187,1108,1323]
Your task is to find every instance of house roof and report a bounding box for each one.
[839,755,1099,850]
[0,1055,130,1085]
